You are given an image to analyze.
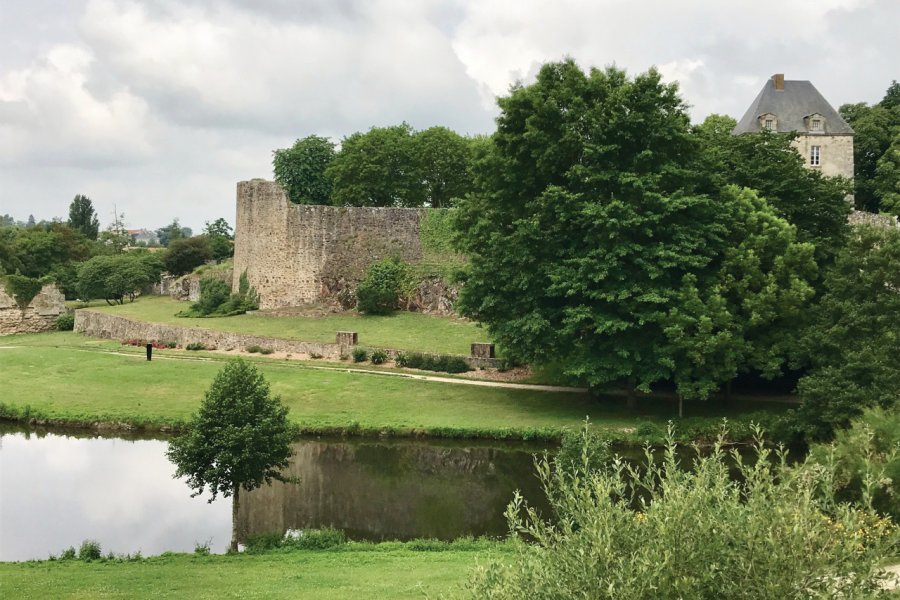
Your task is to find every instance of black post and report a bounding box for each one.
[146,343,152,361]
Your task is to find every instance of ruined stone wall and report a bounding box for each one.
[233,179,428,310]
[155,266,234,302]
[0,283,65,335]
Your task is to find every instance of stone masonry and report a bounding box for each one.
[232,179,428,310]
[0,283,65,335]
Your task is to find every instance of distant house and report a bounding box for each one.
[127,228,158,245]
[733,74,854,180]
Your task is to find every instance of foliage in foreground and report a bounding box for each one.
[178,271,259,317]
[469,425,898,599]
[166,359,296,552]
[809,407,900,522]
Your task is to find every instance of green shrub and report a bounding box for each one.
[808,406,900,521]
[194,541,211,556]
[194,277,231,315]
[351,347,368,363]
[282,528,347,550]
[259,347,274,355]
[356,257,409,314]
[244,532,284,553]
[469,426,898,599]
[246,345,262,354]
[59,546,77,561]
[77,540,102,562]
[370,349,388,365]
[55,313,75,331]
[556,421,611,473]
[635,421,661,440]
[179,270,259,318]
[3,274,45,309]
[396,351,470,373]
[309,352,323,359]
[185,342,206,351]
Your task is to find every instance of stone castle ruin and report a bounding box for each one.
[0,283,65,335]
[232,179,459,313]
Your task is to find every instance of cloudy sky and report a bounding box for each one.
[1,0,897,232]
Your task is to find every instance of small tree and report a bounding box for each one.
[166,360,296,552]
[356,257,409,314]
[163,236,212,277]
[272,135,336,205]
[203,218,234,261]
[67,194,100,240]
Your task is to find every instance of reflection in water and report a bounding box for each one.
[239,439,549,542]
[0,426,230,561]
[0,425,552,560]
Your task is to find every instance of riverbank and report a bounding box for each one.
[0,540,503,599]
[0,333,791,443]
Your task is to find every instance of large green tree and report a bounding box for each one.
[839,82,900,212]
[796,224,900,440]
[326,123,425,207]
[873,132,900,216]
[203,218,234,261]
[67,195,100,240]
[413,126,473,208]
[693,115,851,264]
[166,359,295,552]
[272,135,336,205]
[455,62,817,402]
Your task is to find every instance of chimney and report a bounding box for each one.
[773,73,785,91]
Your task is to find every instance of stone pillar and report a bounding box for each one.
[470,343,495,359]
[336,331,358,346]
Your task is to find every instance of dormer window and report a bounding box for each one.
[759,113,777,131]
[805,113,825,133]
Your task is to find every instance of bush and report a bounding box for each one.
[55,313,75,331]
[193,277,231,315]
[186,342,206,351]
[808,406,900,521]
[163,236,212,277]
[76,253,163,305]
[179,271,259,318]
[246,345,263,354]
[370,349,388,365]
[3,274,45,309]
[351,347,368,363]
[395,351,470,374]
[77,540,102,562]
[259,347,274,355]
[282,528,346,550]
[356,257,409,315]
[245,532,284,553]
[556,421,611,473]
[469,426,898,599]
[60,546,76,561]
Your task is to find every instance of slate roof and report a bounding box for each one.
[733,78,854,135]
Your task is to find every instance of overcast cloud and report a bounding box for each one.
[0,0,896,231]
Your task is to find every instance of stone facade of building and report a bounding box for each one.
[0,283,66,335]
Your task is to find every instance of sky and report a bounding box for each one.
[0,0,897,232]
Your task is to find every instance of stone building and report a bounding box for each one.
[733,73,854,179]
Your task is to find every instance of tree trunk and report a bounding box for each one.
[626,377,637,410]
[230,486,240,553]
[678,394,683,419]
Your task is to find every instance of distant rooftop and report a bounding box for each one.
[733,75,853,135]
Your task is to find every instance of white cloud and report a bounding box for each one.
[0,0,896,230]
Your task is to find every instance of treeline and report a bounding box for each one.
[839,80,900,215]
[451,60,899,441]
[0,197,235,304]
[273,124,480,208]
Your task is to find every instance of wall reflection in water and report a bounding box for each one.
[239,438,550,542]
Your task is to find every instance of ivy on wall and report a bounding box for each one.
[3,274,47,309]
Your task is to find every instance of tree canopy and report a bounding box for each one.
[273,135,336,205]
[796,224,900,439]
[454,61,818,401]
[203,218,234,261]
[67,194,100,240]
[76,252,163,304]
[163,235,212,277]
[166,359,295,551]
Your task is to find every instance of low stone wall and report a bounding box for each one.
[0,284,65,335]
[73,310,499,369]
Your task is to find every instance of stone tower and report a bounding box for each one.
[733,74,854,179]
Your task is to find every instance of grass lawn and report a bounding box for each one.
[0,333,789,441]
[0,543,496,599]
[87,295,489,355]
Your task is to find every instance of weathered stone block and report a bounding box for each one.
[470,343,495,359]
[336,331,358,346]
